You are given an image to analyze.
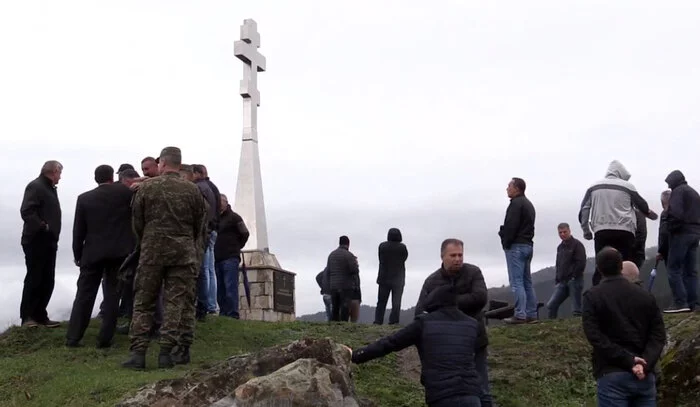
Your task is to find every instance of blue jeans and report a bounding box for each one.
[667,233,699,309]
[431,395,481,407]
[597,372,656,407]
[546,276,583,319]
[322,294,332,321]
[504,244,538,320]
[197,231,218,315]
[215,257,240,318]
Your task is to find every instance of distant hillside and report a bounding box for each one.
[298,246,689,324]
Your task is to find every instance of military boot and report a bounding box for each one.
[121,351,146,370]
[158,348,174,369]
[172,346,190,365]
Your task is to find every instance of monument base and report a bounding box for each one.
[238,250,296,322]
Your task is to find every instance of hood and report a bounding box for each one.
[665,170,687,189]
[387,228,402,242]
[423,284,457,312]
[605,160,631,181]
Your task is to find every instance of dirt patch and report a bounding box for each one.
[396,347,421,384]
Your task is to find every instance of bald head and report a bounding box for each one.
[621,261,640,283]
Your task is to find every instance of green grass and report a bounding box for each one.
[1,314,696,406]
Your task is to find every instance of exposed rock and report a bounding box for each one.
[658,314,700,407]
[116,337,375,407]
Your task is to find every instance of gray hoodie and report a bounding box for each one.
[579,160,656,236]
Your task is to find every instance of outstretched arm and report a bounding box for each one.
[351,320,421,364]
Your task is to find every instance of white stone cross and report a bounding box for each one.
[234,19,266,142]
[233,18,270,252]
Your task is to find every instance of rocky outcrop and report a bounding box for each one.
[658,314,700,407]
[117,337,375,407]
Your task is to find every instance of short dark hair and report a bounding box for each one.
[339,235,350,246]
[192,164,205,175]
[440,238,464,255]
[118,169,139,180]
[557,222,570,230]
[596,247,623,277]
[94,165,114,184]
[141,156,156,164]
[511,177,526,193]
[117,163,135,174]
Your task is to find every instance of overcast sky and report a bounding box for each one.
[1,1,699,328]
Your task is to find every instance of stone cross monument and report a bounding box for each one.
[233,19,295,322]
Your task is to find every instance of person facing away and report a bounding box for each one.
[578,160,658,286]
[66,165,134,348]
[655,190,672,264]
[353,284,483,407]
[498,177,538,325]
[316,268,332,321]
[19,160,63,328]
[633,209,648,268]
[192,166,218,319]
[414,238,491,407]
[213,193,249,319]
[326,235,360,321]
[374,227,409,325]
[122,146,208,370]
[662,170,700,313]
[621,261,642,286]
[546,223,587,319]
[582,247,666,407]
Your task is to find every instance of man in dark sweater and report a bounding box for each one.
[415,238,490,407]
[582,247,665,406]
[663,170,700,313]
[326,235,359,321]
[374,227,408,325]
[213,194,249,319]
[498,177,538,324]
[354,284,482,407]
[545,223,587,318]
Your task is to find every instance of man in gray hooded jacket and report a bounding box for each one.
[579,160,658,286]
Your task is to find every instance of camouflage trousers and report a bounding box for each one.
[129,263,198,352]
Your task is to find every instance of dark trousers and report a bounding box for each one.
[215,257,240,318]
[20,235,57,323]
[66,258,123,346]
[330,289,352,321]
[475,346,492,407]
[374,283,404,324]
[593,230,635,286]
[667,233,700,309]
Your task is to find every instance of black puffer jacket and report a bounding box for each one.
[326,245,359,291]
[665,170,700,235]
[377,228,408,286]
[415,264,488,349]
[353,285,482,405]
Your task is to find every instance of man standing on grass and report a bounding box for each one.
[582,247,665,406]
[546,223,587,319]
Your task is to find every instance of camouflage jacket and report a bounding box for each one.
[132,171,208,266]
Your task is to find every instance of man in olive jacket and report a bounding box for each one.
[415,238,491,407]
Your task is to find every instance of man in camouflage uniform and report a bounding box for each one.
[122,147,208,370]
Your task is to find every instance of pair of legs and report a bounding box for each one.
[20,234,58,326]
[196,231,218,317]
[215,256,240,318]
[666,233,699,311]
[504,244,538,320]
[374,283,404,325]
[330,289,353,321]
[593,230,635,286]
[546,276,583,318]
[322,294,332,321]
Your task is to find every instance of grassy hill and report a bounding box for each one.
[300,247,693,324]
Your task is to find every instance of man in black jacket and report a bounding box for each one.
[663,170,700,313]
[545,223,587,319]
[353,284,482,407]
[374,227,408,325]
[415,238,491,407]
[193,169,218,318]
[326,235,359,321]
[582,247,665,405]
[656,190,671,264]
[19,160,63,328]
[498,177,538,324]
[66,165,134,348]
[214,194,249,319]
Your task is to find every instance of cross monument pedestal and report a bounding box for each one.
[233,18,295,322]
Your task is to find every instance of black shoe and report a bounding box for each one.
[158,349,174,369]
[172,346,190,365]
[96,341,112,349]
[121,352,146,369]
[65,341,83,348]
[41,319,61,328]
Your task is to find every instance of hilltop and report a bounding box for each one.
[1,313,699,406]
[299,247,690,324]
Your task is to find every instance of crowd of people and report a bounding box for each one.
[18,155,699,405]
[18,147,250,369]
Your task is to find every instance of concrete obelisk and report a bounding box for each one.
[233,19,295,322]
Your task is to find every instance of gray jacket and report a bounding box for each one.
[579,160,656,236]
